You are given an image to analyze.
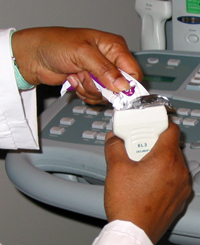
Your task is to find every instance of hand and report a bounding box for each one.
[104,122,191,244]
[12,27,143,104]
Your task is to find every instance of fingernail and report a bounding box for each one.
[113,77,130,91]
[67,76,78,88]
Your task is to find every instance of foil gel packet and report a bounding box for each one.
[61,70,149,110]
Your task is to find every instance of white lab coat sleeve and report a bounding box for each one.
[92,220,153,245]
[0,28,39,150]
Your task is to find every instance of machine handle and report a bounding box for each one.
[5,152,106,220]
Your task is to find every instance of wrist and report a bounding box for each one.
[11,30,40,87]
[10,30,35,90]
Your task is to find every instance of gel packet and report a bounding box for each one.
[60,70,149,110]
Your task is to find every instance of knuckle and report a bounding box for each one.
[109,39,128,54]
[75,40,95,57]
[112,34,127,45]
[98,62,115,77]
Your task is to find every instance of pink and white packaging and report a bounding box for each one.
[61,70,149,110]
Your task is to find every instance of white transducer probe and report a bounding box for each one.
[113,95,170,161]
[135,0,172,50]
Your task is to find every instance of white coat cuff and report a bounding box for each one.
[92,220,153,245]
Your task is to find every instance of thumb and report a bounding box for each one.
[105,132,133,169]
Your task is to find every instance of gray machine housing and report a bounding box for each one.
[172,0,200,52]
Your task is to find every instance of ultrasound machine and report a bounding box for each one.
[5,1,200,244]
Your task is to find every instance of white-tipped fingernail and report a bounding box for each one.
[67,75,79,88]
[113,77,130,91]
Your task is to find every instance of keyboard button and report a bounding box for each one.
[50,126,65,135]
[106,119,113,130]
[191,109,200,117]
[191,77,200,84]
[177,108,191,116]
[147,57,159,64]
[170,116,183,124]
[73,106,87,114]
[104,109,113,117]
[82,130,97,139]
[190,142,200,149]
[195,71,200,78]
[96,132,107,140]
[167,59,181,66]
[183,118,198,126]
[186,83,200,91]
[92,121,107,129]
[60,117,75,125]
[194,170,200,185]
[188,160,200,172]
[86,107,102,115]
